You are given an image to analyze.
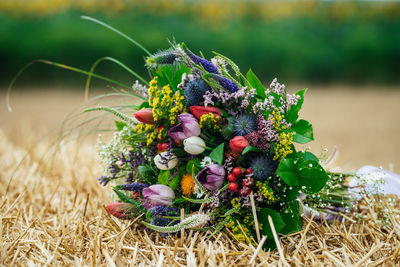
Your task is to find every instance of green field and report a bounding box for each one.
[1,1,400,88]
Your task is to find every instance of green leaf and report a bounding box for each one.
[291,119,314,144]
[221,117,234,139]
[241,146,263,155]
[246,69,266,98]
[276,158,299,186]
[115,121,127,131]
[296,151,318,163]
[113,188,144,211]
[297,160,329,193]
[157,170,170,185]
[286,89,307,123]
[280,201,303,235]
[186,158,202,174]
[282,184,300,202]
[182,196,215,204]
[138,165,156,183]
[209,143,225,165]
[258,208,286,239]
[138,101,150,109]
[157,169,181,190]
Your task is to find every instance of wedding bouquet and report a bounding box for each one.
[89,39,375,250]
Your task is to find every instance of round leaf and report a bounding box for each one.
[297,160,329,193]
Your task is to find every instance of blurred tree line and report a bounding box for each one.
[0,0,399,88]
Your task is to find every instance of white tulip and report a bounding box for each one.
[154,152,178,170]
[183,136,206,155]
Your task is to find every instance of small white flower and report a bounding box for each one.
[200,156,214,167]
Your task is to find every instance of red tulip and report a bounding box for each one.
[105,202,132,219]
[134,108,155,124]
[229,136,249,153]
[189,106,222,120]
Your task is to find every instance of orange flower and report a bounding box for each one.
[181,174,195,196]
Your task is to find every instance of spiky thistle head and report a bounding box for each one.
[250,155,278,181]
[146,48,177,68]
[184,79,211,106]
[233,113,257,136]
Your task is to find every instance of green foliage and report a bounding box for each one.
[209,143,225,165]
[297,160,329,193]
[291,119,314,144]
[241,146,263,155]
[157,169,181,190]
[286,89,307,123]
[246,69,266,98]
[280,201,303,235]
[276,158,299,186]
[113,188,145,211]
[138,165,157,184]
[115,120,127,131]
[152,63,190,91]
[2,11,400,87]
[258,208,286,251]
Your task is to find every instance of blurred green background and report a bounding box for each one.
[1,0,400,89]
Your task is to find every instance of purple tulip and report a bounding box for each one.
[196,164,225,191]
[141,184,175,209]
[167,113,200,141]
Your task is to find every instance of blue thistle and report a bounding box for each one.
[184,79,211,106]
[116,183,149,192]
[146,48,177,68]
[250,156,278,181]
[233,113,257,136]
[184,49,218,74]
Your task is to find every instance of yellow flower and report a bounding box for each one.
[199,113,221,132]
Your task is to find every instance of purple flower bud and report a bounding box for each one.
[196,164,225,191]
[167,113,200,141]
[213,74,239,93]
[184,49,219,74]
[141,184,175,209]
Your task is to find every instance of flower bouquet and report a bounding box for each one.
[82,19,398,251]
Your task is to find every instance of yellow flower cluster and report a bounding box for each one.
[231,197,241,209]
[199,113,221,132]
[134,123,164,146]
[226,218,255,245]
[256,181,279,204]
[273,131,294,160]
[181,174,195,196]
[270,108,293,160]
[271,108,287,131]
[148,77,185,125]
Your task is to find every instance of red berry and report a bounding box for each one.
[232,167,242,176]
[157,143,163,151]
[246,168,252,174]
[160,143,168,151]
[157,142,168,152]
[227,173,237,182]
[228,183,238,191]
[239,188,251,196]
[242,179,252,187]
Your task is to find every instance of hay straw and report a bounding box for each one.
[1,129,400,265]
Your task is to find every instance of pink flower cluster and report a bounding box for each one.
[244,115,278,150]
[203,87,256,115]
